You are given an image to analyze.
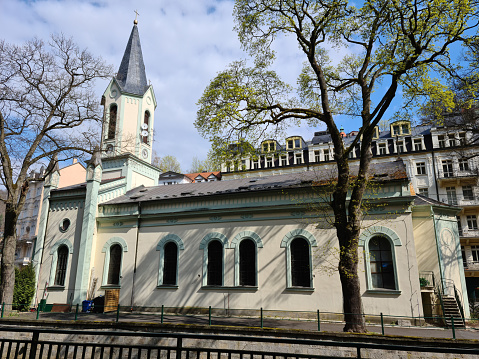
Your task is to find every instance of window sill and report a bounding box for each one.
[366,289,401,295]
[100,285,121,290]
[200,286,258,291]
[156,285,178,289]
[47,285,65,291]
[285,287,314,292]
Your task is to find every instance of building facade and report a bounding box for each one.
[15,161,86,268]
[31,21,470,321]
[222,121,479,301]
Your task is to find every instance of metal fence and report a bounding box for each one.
[1,302,477,340]
[0,326,478,359]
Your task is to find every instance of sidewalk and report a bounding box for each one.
[10,310,479,341]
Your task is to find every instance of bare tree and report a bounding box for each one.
[0,35,112,309]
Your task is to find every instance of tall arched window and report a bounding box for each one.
[290,238,311,287]
[369,236,396,289]
[107,244,122,285]
[239,239,256,286]
[54,245,69,286]
[142,111,150,144]
[163,242,178,285]
[207,240,223,286]
[108,104,117,139]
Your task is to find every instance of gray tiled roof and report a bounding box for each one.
[116,25,148,96]
[104,160,407,205]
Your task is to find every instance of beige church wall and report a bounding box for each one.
[37,202,85,305]
[131,171,156,189]
[121,97,140,154]
[95,212,423,318]
[360,214,423,319]
[57,163,86,189]
[412,212,441,281]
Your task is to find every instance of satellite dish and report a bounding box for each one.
[141,123,148,130]
[141,130,148,137]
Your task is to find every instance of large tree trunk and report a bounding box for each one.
[0,203,18,311]
[338,233,365,332]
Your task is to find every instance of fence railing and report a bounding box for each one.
[0,302,476,340]
[0,326,478,359]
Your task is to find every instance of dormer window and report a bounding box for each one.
[107,104,117,140]
[373,126,380,139]
[448,134,456,147]
[323,149,330,161]
[438,135,445,148]
[261,140,276,153]
[378,143,387,155]
[390,121,411,136]
[286,136,303,149]
[413,139,423,151]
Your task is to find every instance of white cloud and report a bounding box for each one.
[1,0,371,171]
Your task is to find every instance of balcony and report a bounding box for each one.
[464,261,479,274]
[437,194,479,208]
[460,228,479,238]
[438,168,479,186]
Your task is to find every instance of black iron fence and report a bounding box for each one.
[0,326,478,359]
[0,302,477,340]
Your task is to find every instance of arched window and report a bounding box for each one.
[163,242,178,286]
[54,245,69,286]
[142,111,150,144]
[207,240,223,286]
[239,239,256,286]
[369,236,396,290]
[108,104,117,140]
[290,238,311,287]
[107,244,122,285]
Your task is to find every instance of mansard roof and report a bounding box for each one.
[116,24,148,96]
[104,160,408,205]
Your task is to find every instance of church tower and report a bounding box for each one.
[101,20,157,163]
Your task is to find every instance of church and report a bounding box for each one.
[32,21,470,322]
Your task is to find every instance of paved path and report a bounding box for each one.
[12,311,478,341]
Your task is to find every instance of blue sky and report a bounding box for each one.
[1,0,408,171]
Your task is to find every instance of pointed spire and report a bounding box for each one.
[116,23,148,96]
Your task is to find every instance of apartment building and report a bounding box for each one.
[222,119,479,300]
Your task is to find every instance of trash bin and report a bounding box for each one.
[82,300,93,313]
[92,296,104,313]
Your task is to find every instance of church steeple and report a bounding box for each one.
[101,20,157,164]
[116,23,148,96]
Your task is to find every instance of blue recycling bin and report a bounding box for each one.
[82,300,93,313]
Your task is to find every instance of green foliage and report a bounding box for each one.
[13,265,36,311]
[152,153,182,173]
[419,277,430,287]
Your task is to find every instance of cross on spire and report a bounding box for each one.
[134,10,139,25]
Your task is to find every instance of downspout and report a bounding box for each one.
[431,149,440,201]
[130,201,141,309]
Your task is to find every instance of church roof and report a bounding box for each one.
[104,160,408,205]
[116,24,148,96]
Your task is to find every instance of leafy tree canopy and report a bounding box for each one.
[196,0,479,332]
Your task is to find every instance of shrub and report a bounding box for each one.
[13,264,36,311]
